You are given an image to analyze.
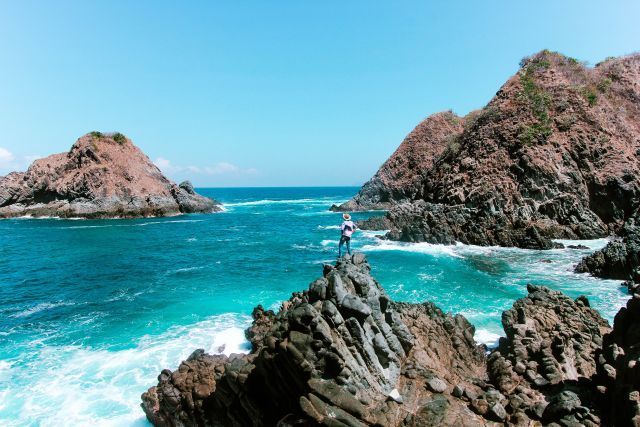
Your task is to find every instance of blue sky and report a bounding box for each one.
[1,1,638,186]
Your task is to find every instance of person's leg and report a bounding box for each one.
[338,236,344,257]
[346,237,351,255]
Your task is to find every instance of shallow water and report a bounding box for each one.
[0,187,628,425]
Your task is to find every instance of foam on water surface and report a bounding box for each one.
[0,187,630,425]
[474,329,502,348]
[0,314,251,427]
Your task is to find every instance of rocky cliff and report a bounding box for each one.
[0,132,220,218]
[331,111,464,212]
[346,51,640,249]
[141,255,622,426]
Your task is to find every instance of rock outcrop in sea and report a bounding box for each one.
[338,51,640,249]
[141,255,627,426]
[576,209,640,286]
[0,132,220,218]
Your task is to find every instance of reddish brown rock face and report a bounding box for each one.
[347,51,640,249]
[0,132,220,218]
[334,111,464,211]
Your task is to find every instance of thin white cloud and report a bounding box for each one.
[154,157,257,177]
[0,149,42,174]
[154,157,182,174]
[0,147,15,166]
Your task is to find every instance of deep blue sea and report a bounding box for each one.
[0,187,629,426]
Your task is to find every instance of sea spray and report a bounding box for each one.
[0,187,629,425]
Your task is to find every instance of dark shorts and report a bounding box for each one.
[340,235,351,242]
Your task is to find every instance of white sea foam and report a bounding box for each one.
[224,198,346,208]
[474,330,502,348]
[295,210,341,217]
[0,360,12,386]
[360,237,613,261]
[57,219,205,230]
[14,215,61,219]
[1,313,251,427]
[13,214,199,222]
[310,259,338,265]
[553,238,611,250]
[104,289,144,303]
[360,240,462,258]
[317,225,340,230]
[321,239,339,247]
[11,301,76,319]
[210,327,251,355]
[168,266,205,274]
[359,230,388,239]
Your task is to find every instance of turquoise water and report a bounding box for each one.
[0,187,629,426]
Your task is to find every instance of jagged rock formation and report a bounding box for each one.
[576,209,640,284]
[141,256,619,426]
[350,51,640,249]
[0,132,220,218]
[595,294,640,426]
[331,111,464,212]
[141,255,492,426]
[488,285,610,425]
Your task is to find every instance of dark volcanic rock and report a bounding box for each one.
[141,256,626,426]
[576,209,640,283]
[568,244,590,250]
[487,284,610,425]
[141,255,493,426]
[0,133,221,218]
[595,295,640,426]
[345,51,640,249]
[362,200,567,249]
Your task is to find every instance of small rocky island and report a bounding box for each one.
[0,132,220,218]
[334,51,640,251]
[141,255,639,426]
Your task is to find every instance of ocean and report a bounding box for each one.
[0,187,629,426]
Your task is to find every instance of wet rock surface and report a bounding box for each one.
[142,255,493,426]
[361,200,569,249]
[141,255,637,426]
[576,209,640,284]
[0,133,220,218]
[347,52,640,249]
[595,294,640,426]
[488,284,611,425]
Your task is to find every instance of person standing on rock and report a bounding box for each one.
[338,213,357,258]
